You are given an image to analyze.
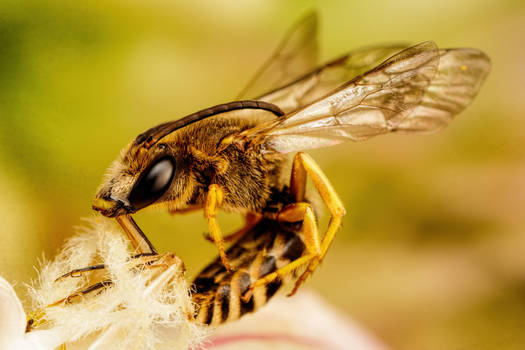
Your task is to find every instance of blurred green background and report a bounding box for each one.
[1,0,524,349]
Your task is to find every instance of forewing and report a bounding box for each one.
[395,48,491,132]
[241,41,441,153]
[237,11,319,100]
[259,44,410,113]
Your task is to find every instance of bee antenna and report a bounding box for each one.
[135,100,284,149]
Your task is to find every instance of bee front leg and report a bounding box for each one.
[54,264,106,282]
[29,253,186,331]
[116,215,158,255]
[204,184,233,271]
[53,252,159,283]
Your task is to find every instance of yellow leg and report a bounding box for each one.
[291,153,307,202]
[204,184,233,271]
[242,202,321,301]
[168,204,203,215]
[204,212,262,243]
[288,152,346,296]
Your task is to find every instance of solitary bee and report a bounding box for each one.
[91,12,490,294]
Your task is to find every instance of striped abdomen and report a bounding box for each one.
[192,218,305,326]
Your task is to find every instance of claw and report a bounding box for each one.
[241,287,254,303]
[287,257,320,297]
[55,264,106,282]
[203,231,214,243]
[220,256,234,272]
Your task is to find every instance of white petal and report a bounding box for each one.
[0,276,27,348]
[1,276,67,350]
[25,329,69,350]
[211,290,389,350]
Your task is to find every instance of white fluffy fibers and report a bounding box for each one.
[28,217,208,350]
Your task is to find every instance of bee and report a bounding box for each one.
[91,12,491,295]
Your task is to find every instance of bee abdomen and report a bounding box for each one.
[192,219,304,326]
[194,267,285,326]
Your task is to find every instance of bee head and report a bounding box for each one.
[92,138,194,217]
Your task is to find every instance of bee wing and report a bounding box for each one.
[258,44,411,113]
[395,48,491,132]
[238,42,490,154]
[237,11,319,100]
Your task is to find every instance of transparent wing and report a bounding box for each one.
[240,42,490,154]
[258,44,410,113]
[238,41,442,153]
[237,11,319,100]
[395,48,491,132]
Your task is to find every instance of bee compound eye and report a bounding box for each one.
[129,157,175,210]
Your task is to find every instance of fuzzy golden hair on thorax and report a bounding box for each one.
[93,111,286,218]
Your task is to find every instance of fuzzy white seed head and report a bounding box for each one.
[27,217,208,350]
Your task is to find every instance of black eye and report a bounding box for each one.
[129,157,175,211]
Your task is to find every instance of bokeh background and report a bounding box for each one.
[1,1,524,349]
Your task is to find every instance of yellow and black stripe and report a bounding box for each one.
[192,217,305,326]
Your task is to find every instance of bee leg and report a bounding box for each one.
[203,212,262,243]
[288,152,346,296]
[27,279,114,331]
[47,279,114,307]
[54,264,106,282]
[168,204,203,215]
[27,253,184,333]
[53,253,165,284]
[49,253,182,306]
[54,251,159,282]
[205,184,233,271]
[53,216,159,285]
[116,215,158,255]
[28,280,110,331]
[242,202,321,301]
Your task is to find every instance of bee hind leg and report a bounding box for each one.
[241,202,321,302]
[287,152,346,296]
